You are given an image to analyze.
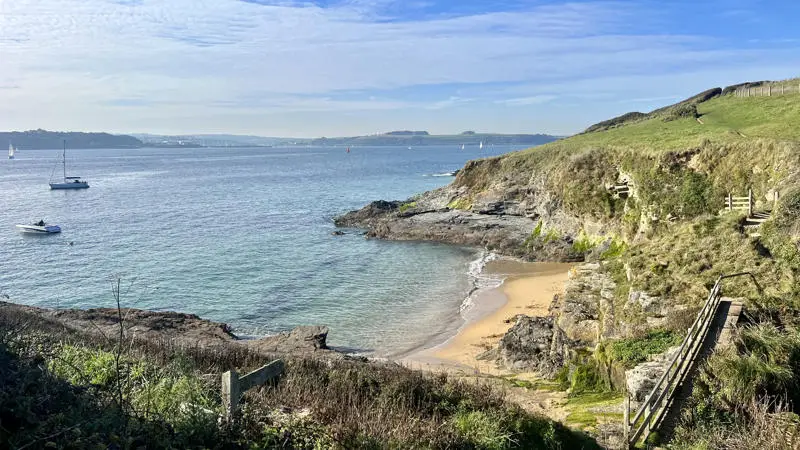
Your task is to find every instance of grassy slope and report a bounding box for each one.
[515,90,800,155]
[450,85,800,446]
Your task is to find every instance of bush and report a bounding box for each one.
[607,329,682,368]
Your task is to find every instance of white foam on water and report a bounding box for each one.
[459,250,504,315]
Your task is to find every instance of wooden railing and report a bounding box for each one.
[725,189,754,216]
[623,273,761,448]
[222,359,285,422]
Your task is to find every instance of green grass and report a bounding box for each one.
[564,392,624,430]
[606,329,683,368]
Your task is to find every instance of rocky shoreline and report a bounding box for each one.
[333,160,601,262]
[0,301,342,359]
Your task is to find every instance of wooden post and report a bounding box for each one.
[768,85,772,96]
[727,193,733,211]
[748,188,753,217]
[624,393,630,444]
[222,370,240,422]
[775,190,780,207]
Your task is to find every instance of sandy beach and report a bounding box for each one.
[406,260,572,374]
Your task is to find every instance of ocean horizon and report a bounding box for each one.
[1,144,521,356]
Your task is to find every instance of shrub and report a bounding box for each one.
[607,329,682,368]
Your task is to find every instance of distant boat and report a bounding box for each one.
[8,142,15,159]
[49,141,89,190]
[17,220,61,234]
[479,141,484,150]
[346,147,350,153]
[461,144,465,150]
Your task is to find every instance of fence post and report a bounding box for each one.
[748,188,753,217]
[222,370,240,423]
[624,393,630,444]
[727,193,733,211]
[768,85,772,96]
[775,190,780,207]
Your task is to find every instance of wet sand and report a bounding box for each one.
[405,261,572,374]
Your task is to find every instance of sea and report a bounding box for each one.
[0,144,520,356]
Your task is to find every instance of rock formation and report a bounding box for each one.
[479,315,572,378]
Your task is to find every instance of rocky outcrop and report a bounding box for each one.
[0,301,342,358]
[625,346,680,402]
[553,263,619,345]
[334,163,601,262]
[0,301,237,348]
[245,325,332,355]
[479,315,572,378]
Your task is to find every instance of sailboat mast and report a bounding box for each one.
[62,140,66,181]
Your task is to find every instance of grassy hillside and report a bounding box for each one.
[448,80,800,447]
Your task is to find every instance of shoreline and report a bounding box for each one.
[403,260,572,374]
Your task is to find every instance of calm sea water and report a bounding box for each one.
[0,145,518,355]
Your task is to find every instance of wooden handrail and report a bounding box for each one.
[222,359,285,422]
[625,273,760,447]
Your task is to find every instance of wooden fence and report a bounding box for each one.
[222,359,285,422]
[725,189,754,215]
[623,273,761,448]
[734,82,800,97]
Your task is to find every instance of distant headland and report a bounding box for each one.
[2,129,559,149]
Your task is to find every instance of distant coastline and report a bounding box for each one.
[2,129,559,150]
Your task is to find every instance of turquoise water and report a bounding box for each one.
[0,145,517,355]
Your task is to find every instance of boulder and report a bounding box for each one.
[247,325,331,354]
[482,315,571,377]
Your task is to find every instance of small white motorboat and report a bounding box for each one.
[17,220,62,234]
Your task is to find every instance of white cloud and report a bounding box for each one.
[0,0,798,135]
[495,95,557,106]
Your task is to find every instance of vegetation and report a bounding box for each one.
[445,81,800,446]
[1,129,143,149]
[0,307,598,449]
[606,329,682,368]
[398,200,418,213]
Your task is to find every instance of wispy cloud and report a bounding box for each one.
[0,0,799,136]
[495,95,558,106]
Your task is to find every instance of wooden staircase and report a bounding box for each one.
[743,210,771,237]
[623,274,760,448]
[725,189,777,237]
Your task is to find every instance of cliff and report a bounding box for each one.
[337,79,800,446]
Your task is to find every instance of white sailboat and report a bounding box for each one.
[461,144,465,150]
[8,142,15,159]
[49,141,89,189]
[479,141,484,150]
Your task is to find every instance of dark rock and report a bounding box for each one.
[333,200,400,227]
[246,325,334,355]
[482,315,571,377]
[331,230,345,236]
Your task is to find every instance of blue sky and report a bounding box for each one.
[0,0,799,137]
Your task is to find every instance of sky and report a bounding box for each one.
[1,0,799,138]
